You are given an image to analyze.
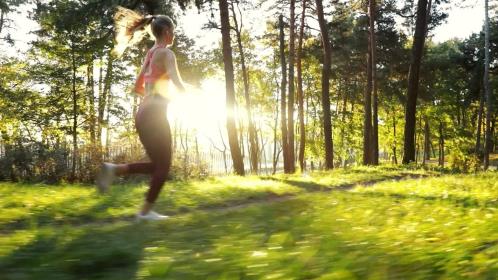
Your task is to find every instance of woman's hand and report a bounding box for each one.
[134,65,146,96]
[184,83,201,94]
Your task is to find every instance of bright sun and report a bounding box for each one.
[167,78,227,135]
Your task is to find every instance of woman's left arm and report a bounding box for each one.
[163,49,186,93]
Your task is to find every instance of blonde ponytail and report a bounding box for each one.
[112,6,154,57]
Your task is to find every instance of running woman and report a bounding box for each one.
[97,7,186,221]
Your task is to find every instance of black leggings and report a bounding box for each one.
[127,96,171,203]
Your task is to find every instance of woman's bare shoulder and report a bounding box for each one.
[154,48,175,59]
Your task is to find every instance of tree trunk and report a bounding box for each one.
[217,125,228,174]
[105,88,113,156]
[273,88,280,175]
[97,55,103,143]
[363,1,373,165]
[484,0,492,170]
[195,136,200,166]
[476,86,484,155]
[98,53,113,148]
[87,61,96,144]
[230,2,258,174]
[238,116,245,158]
[370,0,379,165]
[278,14,290,173]
[71,43,78,182]
[392,108,398,164]
[438,121,444,167]
[423,116,430,165]
[415,113,422,164]
[492,117,496,153]
[402,0,428,164]
[287,0,296,173]
[315,0,334,169]
[219,0,245,175]
[430,141,436,158]
[340,79,349,166]
[259,126,267,174]
[296,0,307,172]
[0,9,4,37]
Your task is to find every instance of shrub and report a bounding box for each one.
[447,136,481,172]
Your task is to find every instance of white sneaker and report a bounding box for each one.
[136,211,169,221]
[96,163,116,194]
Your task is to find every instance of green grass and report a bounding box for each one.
[1,167,497,279]
[0,165,431,230]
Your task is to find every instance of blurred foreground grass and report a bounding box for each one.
[1,166,498,279]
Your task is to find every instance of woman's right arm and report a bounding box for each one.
[134,66,146,96]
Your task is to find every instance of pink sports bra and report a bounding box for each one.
[143,44,169,84]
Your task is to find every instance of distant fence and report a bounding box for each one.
[6,140,488,183]
[0,142,285,182]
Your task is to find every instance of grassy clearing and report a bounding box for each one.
[0,166,431,230]
[3,167,498,279]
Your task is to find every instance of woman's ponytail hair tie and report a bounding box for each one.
[144,15,156,25]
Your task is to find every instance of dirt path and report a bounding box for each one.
[196,173,431,214]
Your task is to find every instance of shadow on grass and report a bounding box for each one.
[0,222,146,280]
[6,194,461,279]
[349,189,498,208]
[2,173,438,235]
[262,173,431,193]
[2,192,489,279]
[0,199,316,279]
[0,188,137,232]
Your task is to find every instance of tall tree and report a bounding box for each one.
[296,0,307,171]
[422,116,430,164]
[370,0,379,165]
[229,1,258,174]
[438,120,444,167]
[363,0,373,165]
[287,0,296,173]
[402,0,429,164]
[476,79,485,155]
[32,1,92,181]
[278,14,290,173]
[219,0,245,175]
[70,39,78,181]
[97,53,113,147]
[483,0,492,169]
[86,61,96,144]
[315,0,334,169]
